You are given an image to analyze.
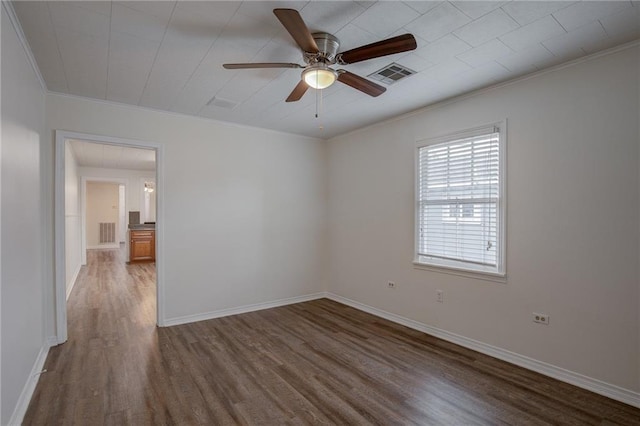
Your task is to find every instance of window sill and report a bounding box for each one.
[413,260,507,284]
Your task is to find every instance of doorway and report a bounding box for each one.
[85,181,123,250]
[78,174,132,265]
[54,131,165,344]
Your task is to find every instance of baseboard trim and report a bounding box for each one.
[87,244,119,250]
[7,340,52,426]
[163,292,327,327]
[66,264,81,300]
[325,292,640,409]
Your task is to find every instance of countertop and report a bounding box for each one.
[128,224,156,230]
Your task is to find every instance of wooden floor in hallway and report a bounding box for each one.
[24,248,640,425]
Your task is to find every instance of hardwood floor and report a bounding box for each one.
[24,249,640,425]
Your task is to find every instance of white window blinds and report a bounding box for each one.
[416,125,504,274]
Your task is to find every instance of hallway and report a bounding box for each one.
[24,248,157,424]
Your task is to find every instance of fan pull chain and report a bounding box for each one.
[315,88,324,130]
[315,84,319,118]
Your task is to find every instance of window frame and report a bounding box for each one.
[413,121,507,280]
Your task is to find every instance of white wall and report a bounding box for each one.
[118,184,125,242]
[85,182,119,248]
[327,46,640,393]
[64,143,81,298]
[1,6,47,425]
[79,166,155,221]
[143,180,156,223]
[47,94,328,321]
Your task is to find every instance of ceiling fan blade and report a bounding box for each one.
[337,71,386,97]
[338,34,417,64]
[273,9,319,53]
[223,63,302,69]
[286,80,309,102]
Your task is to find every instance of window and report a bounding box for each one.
[415,122,505,276]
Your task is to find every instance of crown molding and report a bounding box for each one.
[47,91,324,143]
[331,38,640,141]
[2,1,47,91]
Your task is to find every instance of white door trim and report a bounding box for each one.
[54,130,165,344]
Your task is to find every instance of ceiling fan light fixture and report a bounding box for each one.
[302,64,337,89]
[224,9,417,102]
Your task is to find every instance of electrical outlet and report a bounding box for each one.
[388,281,395,288]
[436,290,443,303]
[533,313,549,325]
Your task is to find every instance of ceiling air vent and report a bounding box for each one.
[207,96,239,109]
[368,63,416,85]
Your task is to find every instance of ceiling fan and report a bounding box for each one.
[223,9,417,102]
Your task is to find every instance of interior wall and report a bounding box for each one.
[327,46,640,393]
[1,6,47,424]
[78,166,155,222]
[118,185,125,242]
[64,143,81,297]
[46,94,328,321]
[144,180,156,223]
[85,182,119,248]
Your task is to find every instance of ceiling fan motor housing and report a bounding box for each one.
[306,32,340,64]
[224,9,415,100]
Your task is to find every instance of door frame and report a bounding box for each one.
[54,130,166,344]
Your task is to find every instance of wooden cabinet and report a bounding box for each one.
[129,229,155,262]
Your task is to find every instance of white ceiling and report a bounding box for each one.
[69,139,156,170]
[13,1,640,139]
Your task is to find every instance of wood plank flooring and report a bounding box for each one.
[24,248,640,425]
